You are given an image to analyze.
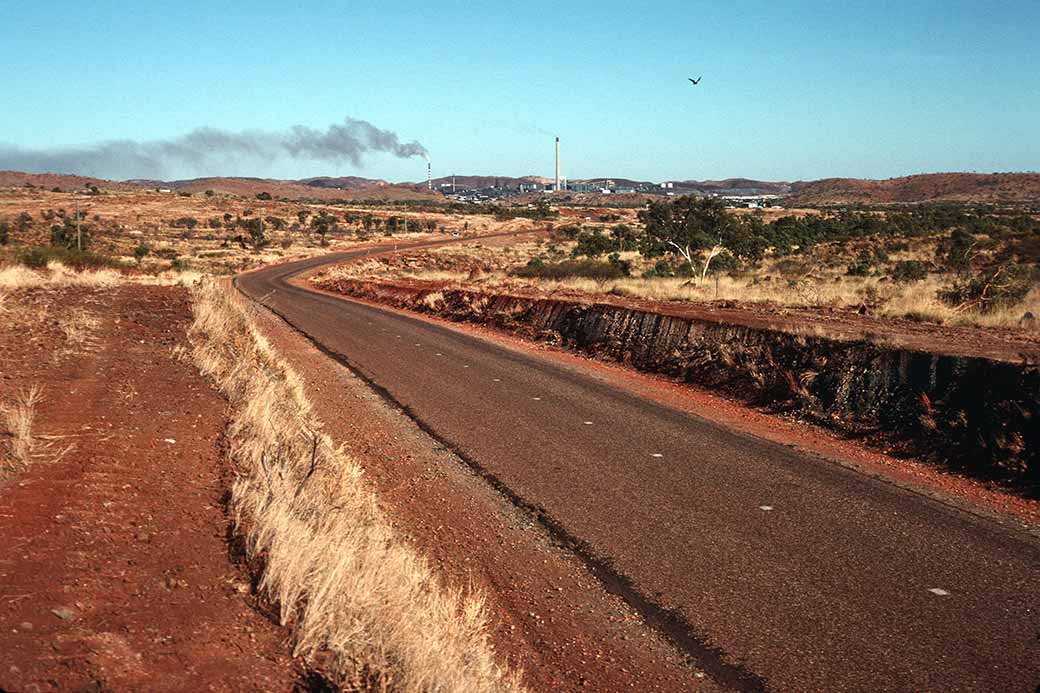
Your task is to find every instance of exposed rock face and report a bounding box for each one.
[316,277,1040,493]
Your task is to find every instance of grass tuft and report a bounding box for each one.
[185,279,521,692]
[1,386,41,482]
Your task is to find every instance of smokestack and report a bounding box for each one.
[427,162,432,190]
[555,136,560,192]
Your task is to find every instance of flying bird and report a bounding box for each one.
[688,77,702,85]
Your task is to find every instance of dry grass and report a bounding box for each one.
[329,239,1040,331]
[0,262,204,290]
[184,279,521,692]
[57,309,101,354]
[0,262,124,289]
[1,386,41,482]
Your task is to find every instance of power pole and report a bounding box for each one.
[76,202,82,252]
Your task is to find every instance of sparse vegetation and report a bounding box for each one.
[329,201,1040,331]
[18,245,123,271]
[184,280,520,691]
[134,242,150,265]
[0,386,41,483]
[513,257,629,281]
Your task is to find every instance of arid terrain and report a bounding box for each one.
[2,176,1039,691]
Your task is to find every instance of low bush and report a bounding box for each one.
[512,257,629,281]
[890,260,929,283]
[938,262,1033,313]
[18,246,123,271]
[641,259,677,278]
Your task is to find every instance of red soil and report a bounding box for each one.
[0,286,302,691]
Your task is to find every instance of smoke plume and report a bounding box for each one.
[0,117,428,180]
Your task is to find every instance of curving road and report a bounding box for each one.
[237,240,1040,692]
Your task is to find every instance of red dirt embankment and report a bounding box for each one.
[312,277,1040,496]
[0,286,301,691]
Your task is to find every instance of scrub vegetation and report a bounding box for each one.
[325,197,1040,330]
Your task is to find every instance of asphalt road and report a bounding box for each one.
[238,241,1040,692]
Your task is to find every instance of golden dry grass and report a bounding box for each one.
[57,309,101,355]
[1,386,41,483]
[184,279,521,692]
[0,262,205,290]
[327,239,1040,331]
[0,262,124,289]
[0,184,522,276]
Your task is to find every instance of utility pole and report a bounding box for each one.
[76,202,82,252]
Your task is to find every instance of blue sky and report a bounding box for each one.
[1,1,1037,182]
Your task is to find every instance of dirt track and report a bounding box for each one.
[0,286,301,691]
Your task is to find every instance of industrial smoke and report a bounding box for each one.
[0,117,429,180]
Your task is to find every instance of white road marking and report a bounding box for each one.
[532,396,541,401]
[928,588,950,596]
[583,421,593,425]
[651,453,663,458]
[759,506,775,511]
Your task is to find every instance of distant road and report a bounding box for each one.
[238,240,1040,692]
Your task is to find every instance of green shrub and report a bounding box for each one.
[134,242,150,265]
[890,260,928,283]
[14,212,33,232]
[512,258,629,281]
[642,259,677,278]
[846,248,887,276]
[19,245,122,270]
[938,262,1032,313]
[49,217,93,250]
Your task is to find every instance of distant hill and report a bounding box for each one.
[786,173,1040,205]
[156,177,442,201]
[3,169,1039,205]
[421,175,548,191]
[298,176,388,190]
[682,179,792,196]
[0,170,140,192]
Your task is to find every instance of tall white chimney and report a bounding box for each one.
[427,162,432,190]
[555,136,561,192]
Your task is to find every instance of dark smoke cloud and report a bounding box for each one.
[0,117,428,180]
